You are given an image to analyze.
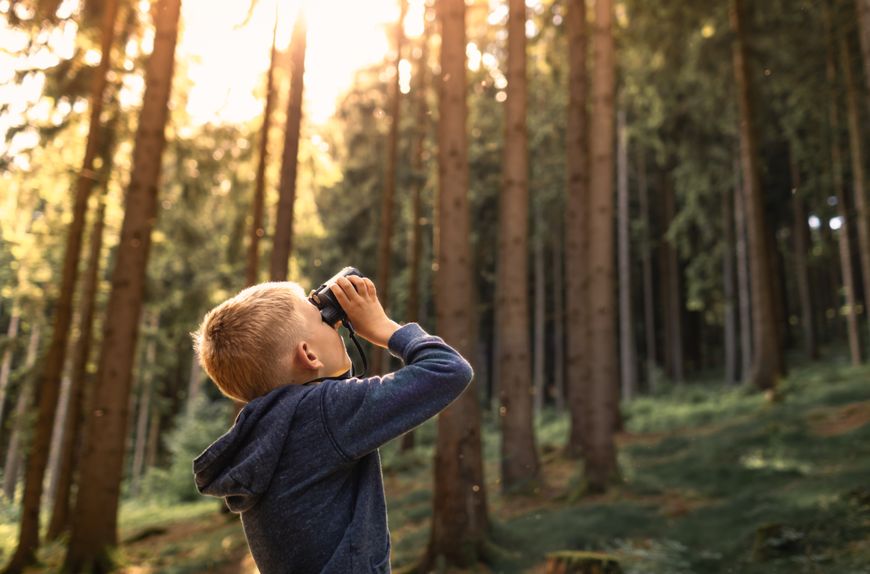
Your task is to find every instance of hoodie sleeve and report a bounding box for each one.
[319,323,473,461]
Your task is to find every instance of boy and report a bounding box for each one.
[192,275,473,573]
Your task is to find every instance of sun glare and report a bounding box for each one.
[181,0,422,127]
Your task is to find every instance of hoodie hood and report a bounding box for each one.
[193,383,313,513]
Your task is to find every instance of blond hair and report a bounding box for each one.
[193,282,307,403]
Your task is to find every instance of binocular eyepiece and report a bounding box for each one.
[308,266,363,327]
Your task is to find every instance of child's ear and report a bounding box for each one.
[294,341,323,370]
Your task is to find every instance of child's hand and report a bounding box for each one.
[329,275,400,348]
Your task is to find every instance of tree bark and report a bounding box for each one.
[372,0,409,376]
[47,110,116,541]
[730,0,784,391]
[130,314,158,498]
[0,310,20,435]
[496,0,539,491]
[734,157,753,380]
[584,0,619,491]
[637,149,656,391]
[663,178,684,383]
[825,8,862,366]
[423,0,490,567]
[617,109,636,401]
[856,0,870,116]
[4,0,120,569]
[400,16,430,453]
[723,183,738,385]
[45,373,72,513]
[533,206,546,419]
[564,0,589,459]
[789,152,818,361]
[269,9,307,281]
[246,13,279,288]
[840,31,870,344]
[552,228,566,412]
[63,0,181,569]
[2,323,41,501]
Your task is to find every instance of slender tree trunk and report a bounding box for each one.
[496,0,539,491]
[45,373,72,512]
[424,0,489,566]
[187,352,203,411]
[269,9,307,281]
[825,9,862,365]
[372,0,409,376]
[0,310,20,435]
[246,13,279,288]
[584,0,619,491]
[400,18,430,453]
[617,109,636,401]
[47,109,117,541]
[564,0,589,459]
[857,0,870,116]
[130,314,157,497]
[4,0,120,569]
[145,407,160,470]
[789,154,818,361]
[735,157,753,380]
[663,179,684,383]
[533,206,546,419]
[550,229,566,412]
[637,150,656,391]
[2,323,41,501]
[64,0,181,569]
[730,0,783,391]
[724,183,738,385]
[840,32,870,343]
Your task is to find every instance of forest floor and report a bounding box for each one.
[2,356,869,573]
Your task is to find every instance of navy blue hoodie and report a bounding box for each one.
[192,323,473,573]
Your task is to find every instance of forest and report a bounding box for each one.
[1,0,870,572]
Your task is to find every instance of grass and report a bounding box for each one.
[1,359,869,573]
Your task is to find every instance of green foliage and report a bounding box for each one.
[138,397,232,503]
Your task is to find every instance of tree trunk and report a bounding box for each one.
[45,373,72,512]
[533,205,546,419]
[245,13,279,288]
[2,323,41,501]
[187,351,203,412]
[4,0,120,569]
[496,0,539,492]
[130,314,158,497]
[564,0,589,460]
[723,183,738,385]
[840,31,870,344]
[423,0,490,567]
[145,407,160,470]
[857,0,870,116]
[789,153,818,361]
[730,0,784,391]
[47,111,116,541]
[400,16,430,453]
[372,0,409,376]
[0,310,20,435]
[617,109,636,401]
[735,157,753,380]
[269,9,307,281]
[663,178,684,383]
[552,228,566,412]
[637,150,656,391]
[63,0,181,569]
[584,0,618,491]
[825,9,862,366]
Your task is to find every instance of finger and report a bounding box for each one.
[333,278,357,302]
[347,275,366,295]
[329,282,351,307]
[363,278,376,298]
